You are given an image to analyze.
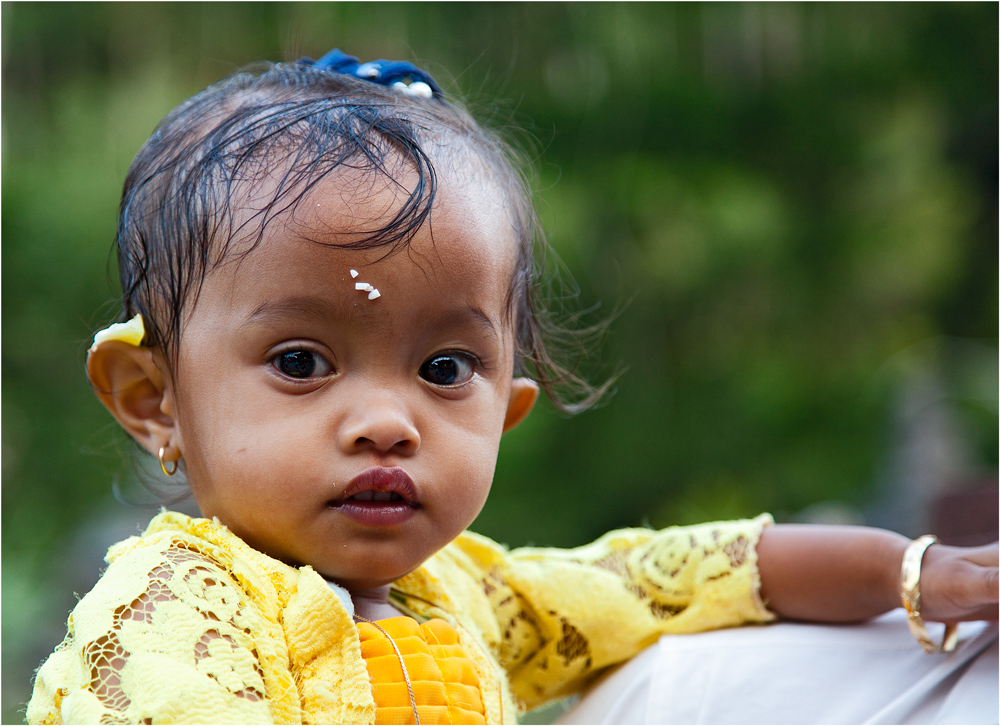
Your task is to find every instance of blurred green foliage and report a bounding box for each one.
[3,3,996,722]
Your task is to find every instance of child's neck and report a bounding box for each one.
[350,584,405,621]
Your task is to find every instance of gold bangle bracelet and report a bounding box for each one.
[900,535,958,654]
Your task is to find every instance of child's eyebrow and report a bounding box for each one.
[425,306,500,342]
[240,297,499,341]
[242,297,345,327]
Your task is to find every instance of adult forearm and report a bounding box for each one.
[756,524,909,622]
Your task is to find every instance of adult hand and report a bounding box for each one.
[918,542,998,622]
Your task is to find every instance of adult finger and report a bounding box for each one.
[941,603,999,622]
[961,543,998,568]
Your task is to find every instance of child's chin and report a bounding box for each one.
[326,574,401,591]
[321,560,421,591]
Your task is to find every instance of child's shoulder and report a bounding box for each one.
[71,512,280,641]
[104,511,269,578]
[29,512,302,724]
[108,509,258,564]
[42,509,327,681]
[98,510,222,577]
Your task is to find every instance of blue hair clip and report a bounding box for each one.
[297,49,442,99]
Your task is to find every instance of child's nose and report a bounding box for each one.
[338,395,420,456]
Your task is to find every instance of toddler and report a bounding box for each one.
[28,50,997,725]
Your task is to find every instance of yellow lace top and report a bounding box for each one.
[28,511,775,724]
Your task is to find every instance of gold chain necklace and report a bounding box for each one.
[353,614,421,725]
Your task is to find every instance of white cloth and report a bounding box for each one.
[560,610,998,724]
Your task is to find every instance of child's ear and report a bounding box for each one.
[86,342,177,456]
[503,377,539,432]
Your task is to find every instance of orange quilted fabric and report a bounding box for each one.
[358,617,486,725]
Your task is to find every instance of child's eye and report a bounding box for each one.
[419,353,477,386]
[272,350,332,379]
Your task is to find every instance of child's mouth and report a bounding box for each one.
[331,467,420,526]
[344,491,408,502]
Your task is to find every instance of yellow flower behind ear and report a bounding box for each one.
[89,313,146,352]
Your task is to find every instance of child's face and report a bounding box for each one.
[163,166,533,589]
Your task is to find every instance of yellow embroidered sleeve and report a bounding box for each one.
[28,537,284,725]
[451,515,775,711]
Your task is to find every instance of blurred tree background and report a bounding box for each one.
[3,3,996,722]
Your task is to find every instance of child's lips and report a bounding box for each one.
[338,466,419,502]
[330,466,419,525]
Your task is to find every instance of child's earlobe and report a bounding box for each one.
[87,342,177,456]
[503,378,539,433]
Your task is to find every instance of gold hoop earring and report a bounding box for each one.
[158,446,178,476]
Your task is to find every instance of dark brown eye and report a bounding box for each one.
[419,353,475,385]
[273,350,331,379]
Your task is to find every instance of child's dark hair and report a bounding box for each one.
[115,59,607,413]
